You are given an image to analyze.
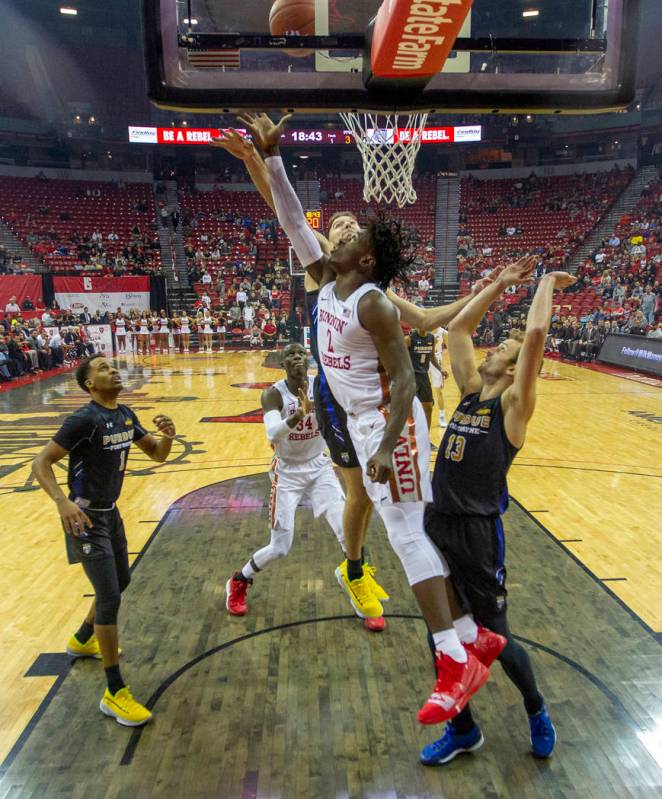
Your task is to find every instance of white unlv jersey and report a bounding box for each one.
[434,327,447,365]
[272,379,324,463]
[317,282,390,415]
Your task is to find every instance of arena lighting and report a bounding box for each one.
[59,6,78,15]
[183,18,198,25]
[522,9,540,18]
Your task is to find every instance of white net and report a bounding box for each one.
[339,112,429,208]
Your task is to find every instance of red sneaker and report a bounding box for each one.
[465,626,507,668]
[363,616,386,632]
[417,651,489,725]
[225,573,252,616]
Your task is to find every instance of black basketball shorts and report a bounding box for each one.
[313,373,360,469]
[424,505,508,622]
[64,506,128,567]
[415,372,434,404]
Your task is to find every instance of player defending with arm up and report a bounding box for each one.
[239,111,491,726]
[420,264,576,765]
[32,355,175,727]
[225,343,347,616]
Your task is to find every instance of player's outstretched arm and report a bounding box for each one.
[261,386,304,442]
[503,271,576,448]
[32,441,93,536]
[211,128,276,212]
[448,256,536,397]
[238,113,332,287]
[133,415,176,462]
[359,292,416,484]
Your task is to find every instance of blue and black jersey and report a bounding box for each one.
[53,401,148,508]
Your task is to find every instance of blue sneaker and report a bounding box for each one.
[529,705,556,758]
[420,724,484,766]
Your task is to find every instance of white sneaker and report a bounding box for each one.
[439,414,448,428]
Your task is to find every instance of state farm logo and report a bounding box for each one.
[128,126,158,143]
[454,126,482,142]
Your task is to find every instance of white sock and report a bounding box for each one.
[453,614,479,644]
[432,628,468,663]
[240,561,256,580]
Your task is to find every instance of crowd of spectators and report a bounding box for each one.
[569,175,661,334]
[457,167,634,284]
[0,176,163,276]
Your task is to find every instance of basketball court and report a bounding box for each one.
[0,0,660,796]
[0,350,660,797]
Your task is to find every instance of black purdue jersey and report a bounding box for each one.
[53,401,148,508]
[431,393,519,516]
[409,331,435,374]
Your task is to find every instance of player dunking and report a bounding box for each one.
[213,128,478,632]
[32,355,176,727]
[420,261,574,765]
[239,112,495,724]
[225,342,347,614]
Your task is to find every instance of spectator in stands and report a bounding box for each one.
[641,286,657,326]
[627,311,647,336]
[243,303,255,328]
[78,307,92,324]
[647,322,662,339]
[228,303,242,327]
[5,296,20,315]
[201,270,212,286]
[236,287,247,310]
[22,296,35,311]
[49,328,65,366]
[200,292,212,309]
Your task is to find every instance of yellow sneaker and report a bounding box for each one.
[364,563,390,602]
[66,634,102,659]
[335,561,383,619]
[100,686,152,727]
[66,634,122,660]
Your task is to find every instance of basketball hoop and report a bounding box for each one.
[340,112,428,208]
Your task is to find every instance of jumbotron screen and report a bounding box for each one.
[127,125,481,146]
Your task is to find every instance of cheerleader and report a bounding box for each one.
[149,310,159,352]
[171,311,181,353]
[200,309,214,353]
[115,311,127,354]
[180,310,191,353]
[128,310,139,356]
[157,308,170,354]
[138,312,150,355]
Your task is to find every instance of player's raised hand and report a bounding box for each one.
[57,497,93,537]
[498,255,537,288]
[367,449,393,484]
[237,112,293,154]
[297,384,313,417]
[153,414,176,439]
[545,271,577,290]
[210,128,255,160]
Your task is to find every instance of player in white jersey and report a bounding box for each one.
[240,112,490,725]
[429,327,449,427]
[225,342,347,616]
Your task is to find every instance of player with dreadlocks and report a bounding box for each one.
[238,112,491,726]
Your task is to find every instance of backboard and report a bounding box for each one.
[143,0,639,114]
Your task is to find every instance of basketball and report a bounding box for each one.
[269,0,316,57]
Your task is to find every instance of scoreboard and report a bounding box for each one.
[305,209,323,231]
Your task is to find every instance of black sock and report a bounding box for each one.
[450,705,476,735]
[75,620,94,644]
[525,692,544,716]
[105,664,125,695]
[360,547,366,564]
[347,557,363,581]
